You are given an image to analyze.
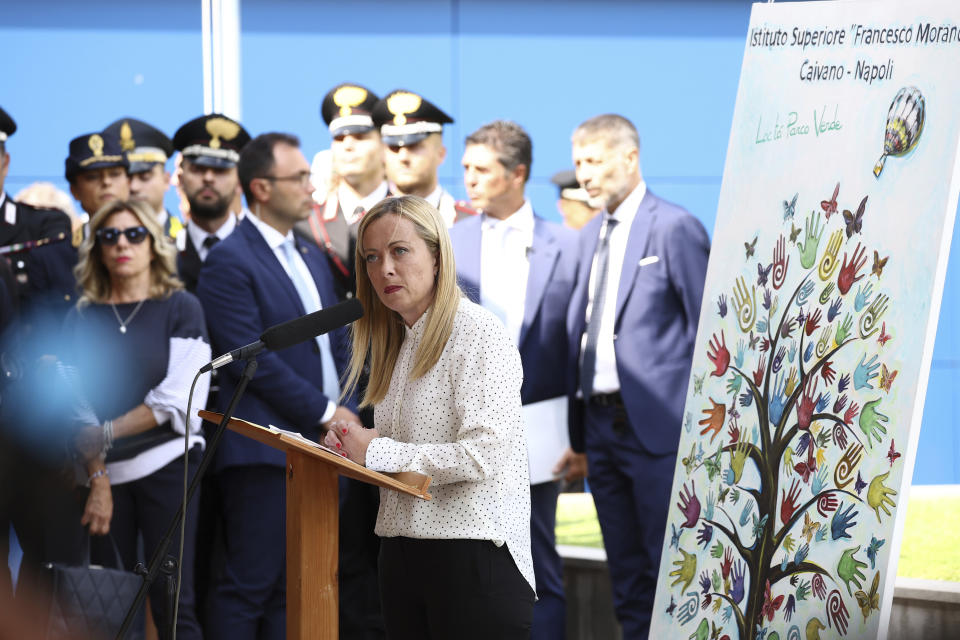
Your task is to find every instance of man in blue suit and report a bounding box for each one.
[562,114,709,639]
[450,120,577,640]
[196,132,359,640]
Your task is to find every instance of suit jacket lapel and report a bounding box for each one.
[299,240,338,309]
[241,218,306,315]
[614,191,658,326]
[454,217,482,304]
[569,213,602,338]
[519,218,559,348]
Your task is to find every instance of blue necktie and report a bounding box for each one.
[580,217,618,400]
[281,240,341,403]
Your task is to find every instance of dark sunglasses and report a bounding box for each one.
[95,226,150,245]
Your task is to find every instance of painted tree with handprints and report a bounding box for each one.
[664,184,901,640]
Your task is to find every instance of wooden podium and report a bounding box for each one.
[199,410,432,640]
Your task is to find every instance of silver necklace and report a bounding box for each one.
[110,299,146,334]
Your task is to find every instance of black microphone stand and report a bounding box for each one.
[115,357,259,640]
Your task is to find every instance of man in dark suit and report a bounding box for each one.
[196,132,359,640]
[297,82,388,298]
[173,114,250,293]
[104,117,183,240]
[450,120,577,640]
[562,114,710,639]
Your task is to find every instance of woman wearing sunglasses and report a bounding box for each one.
[62,198,210,639]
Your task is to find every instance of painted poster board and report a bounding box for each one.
[649,2,960,639]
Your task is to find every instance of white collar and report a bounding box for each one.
[186,212,236,251]
[0,193,6,210]
[424,184,445,209]
[339,181,389,223]
[481,199,535,233]
[248,212,294,251]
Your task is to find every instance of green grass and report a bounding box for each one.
[556,492,960,582]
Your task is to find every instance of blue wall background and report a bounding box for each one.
[2,0,957,482]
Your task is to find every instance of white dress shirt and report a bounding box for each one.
[583,180,647,395]
[186,213,237,262]
[338,181,389,225]
[365,299,535,592]
[249,214,338,423]
[480,201,534,347]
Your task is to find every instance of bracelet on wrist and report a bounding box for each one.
[100,419,114,457]
[88,468,109,485]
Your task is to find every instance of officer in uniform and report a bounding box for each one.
[372,89,475,226]
[551,168,600,230]
[0,112,99,600]
[171,114,250,293]
[296,83,388,298]
[0,106,75,308]
[67,130,130,218]
[104,117,183,240]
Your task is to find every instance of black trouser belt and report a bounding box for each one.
[589,392,623,408]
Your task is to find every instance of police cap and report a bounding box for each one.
[173,114,251,169]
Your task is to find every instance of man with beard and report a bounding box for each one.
[104,117,182,240]
[564,114,709,639]
[297,83,388,298]
[197,133,357,640]
[372,89,475,227]
[172,114,251,293]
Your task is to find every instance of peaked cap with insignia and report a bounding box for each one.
[104,117,174,174]
[173,114,251,168]
[321,83,380,138]
[372,89,453,147]
[65,131,128,182]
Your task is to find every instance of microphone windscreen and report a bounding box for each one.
[261,298,363,351]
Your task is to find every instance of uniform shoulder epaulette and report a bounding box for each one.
[454,200,478,217]
[175,225,188,252]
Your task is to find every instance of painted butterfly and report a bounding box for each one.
[872,250,889,278]
[854,471,867,495]
[877,322,892,347]
[879,364,898,392]
[789,223,801,243]
[757,262,772,287]
[854,572,880,623]
[783,193,798,220]
[745,235,758,259]
[821,182,840,219]
[887,438,901,467]
[842,195,867,239]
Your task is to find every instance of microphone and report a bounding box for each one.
[200,298,363,373]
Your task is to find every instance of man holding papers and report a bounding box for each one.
[450,120,578,640]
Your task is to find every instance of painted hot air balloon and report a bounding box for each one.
[874,86,924,178]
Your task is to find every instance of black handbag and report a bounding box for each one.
[41,535,145,640]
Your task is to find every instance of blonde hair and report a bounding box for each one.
[14,181,79,220]
[74,199,182,306]
[344,195,461,407]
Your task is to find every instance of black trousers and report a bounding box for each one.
[91,446,203,640]
[379,537,534,640]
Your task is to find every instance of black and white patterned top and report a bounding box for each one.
[367,298,535,591]
[63,290,211,484]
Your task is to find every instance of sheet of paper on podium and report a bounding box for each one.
[522,396,569,485]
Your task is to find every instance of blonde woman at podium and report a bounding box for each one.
[325,195,535,639]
